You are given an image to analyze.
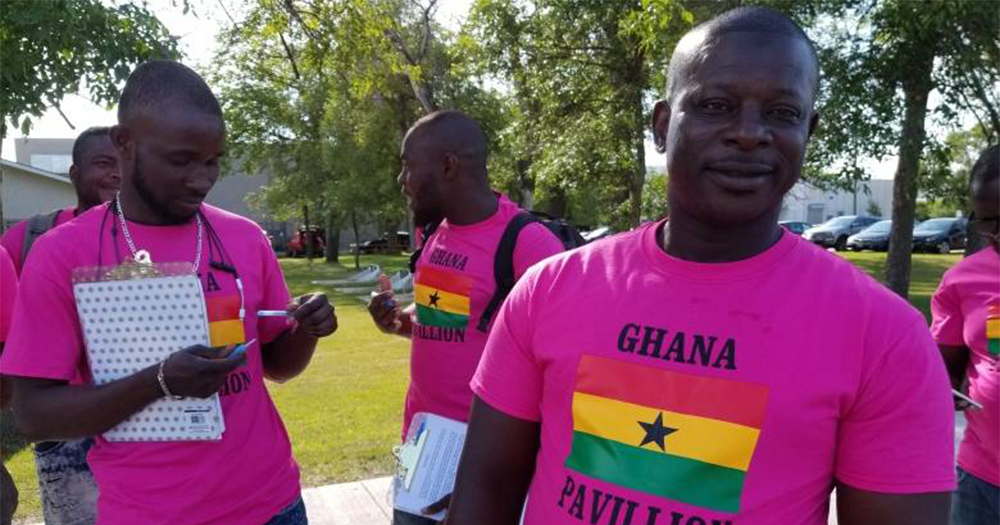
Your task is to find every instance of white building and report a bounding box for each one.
[1,159,76,228]
[780,179,894,224]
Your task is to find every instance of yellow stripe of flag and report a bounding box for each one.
[987,318,1000,339]
[210,319,245,347]
[572,392,761,471]
[414,284,470,316]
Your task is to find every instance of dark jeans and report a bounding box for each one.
[34,437,98,525]
[392,509,438,525]
[264,495,308,525]
[952,467,1000,525]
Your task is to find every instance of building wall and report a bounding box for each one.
[2,165,76,227]
[780,179,894,224]
[14,138,75,174]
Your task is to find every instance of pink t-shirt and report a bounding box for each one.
[0,246,16,343]
[0,207,76,275]
[931,247,1000,486]
[0,203,300,525]
[473,220,956,525]
[405,195,564,435]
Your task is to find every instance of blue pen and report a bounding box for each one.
[230,338,257,359]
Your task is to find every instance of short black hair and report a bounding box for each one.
[409,110,489,165]
[665,6,820,102]
[117,60,222,124]
[71,126,111,166]
[970,144,999,189]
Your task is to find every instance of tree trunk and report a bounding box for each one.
[325,213,340,263]
[516,157,535,210]
[302,203,313,261]
[351,211,361,270]
[885,61,934,299]
[630,90,646,227]
[548,186,568,218]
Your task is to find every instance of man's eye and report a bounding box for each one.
[701,100,730,112]
[770,107,800,120]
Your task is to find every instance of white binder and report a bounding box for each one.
[73,273,225,441]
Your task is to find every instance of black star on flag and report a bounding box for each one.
[637,412,677,452]
[429,291,441,308]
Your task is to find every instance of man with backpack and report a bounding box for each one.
[367,110,568,525]
[0,126,119,525]
[1,126,121,275]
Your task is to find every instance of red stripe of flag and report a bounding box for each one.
[417,266,472,295]
[206,295,240,323]
[575,355,769,428]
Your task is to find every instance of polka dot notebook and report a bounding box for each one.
[73,274,225,441]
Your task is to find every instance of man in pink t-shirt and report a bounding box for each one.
[446,8,955,525]
[1,246,18,525]
[368,111,565,525]
[1,61,336,525]
[932,144,1000,524]
[1,126,121,275]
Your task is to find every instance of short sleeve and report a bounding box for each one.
[0,238,84,381]
[512,223,566,279]
[256,230,292,344]
[0,222,26,275]
[835,308,956,493]
[930,273,965,347]
[0,247,17,343]
[471,266,545,422]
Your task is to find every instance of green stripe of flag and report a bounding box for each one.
[989,338,999,356]
[565,431,746,513]
[416,304,468,328]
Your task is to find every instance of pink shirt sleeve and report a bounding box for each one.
[255,229,292,345]
[512,223,565,279]
[0,247,16,343]
[471,266,545,422]
[0,221,27,276]
[835,307,956,492]
[930,273,965,346]
[0,237,83,381]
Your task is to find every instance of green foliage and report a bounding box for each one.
[865,199,882,218]
[0,0,179,135]
[642,171,668,222]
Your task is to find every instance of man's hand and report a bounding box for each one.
[162,345,247,398]
[422,493,451,520]
[287,293,337,338]
[368,274,402,334]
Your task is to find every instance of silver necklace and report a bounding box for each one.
[115,192,203,269]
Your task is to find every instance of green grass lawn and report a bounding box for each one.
[1,249,962,523]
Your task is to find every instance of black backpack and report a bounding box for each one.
[409,210,586,332]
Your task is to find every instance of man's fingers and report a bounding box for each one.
[421,493,451,515]
[185,345,225,359]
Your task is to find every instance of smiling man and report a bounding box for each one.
[445,7,955,525]
[1,126,122,275]
[1,61,337,524]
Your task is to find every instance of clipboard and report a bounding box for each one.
[392,412,467,520]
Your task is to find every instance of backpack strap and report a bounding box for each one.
[477,211,539,333]
[21,209,63,265]
[408,220,442,274]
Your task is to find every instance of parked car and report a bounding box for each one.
[803,215,881,250]
[912,217,967,254]
[778,221,812,235]
[286,227,326,258]
[846,220,893,251]
[582,226,615,242]
[353,231,411,254]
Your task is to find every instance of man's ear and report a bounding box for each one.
[807,111,820,139]
[443,152,460,181]
[652,100,671,154]
[109,124,133,162]
[69,164,80,186]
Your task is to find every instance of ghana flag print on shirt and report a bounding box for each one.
[415,266,473,329]
[206,294,245,346]
[565,355,769,513]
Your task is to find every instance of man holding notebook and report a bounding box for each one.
[1,61,335,524]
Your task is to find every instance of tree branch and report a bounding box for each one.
[54,104,76,130]
[279,32,302,81]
